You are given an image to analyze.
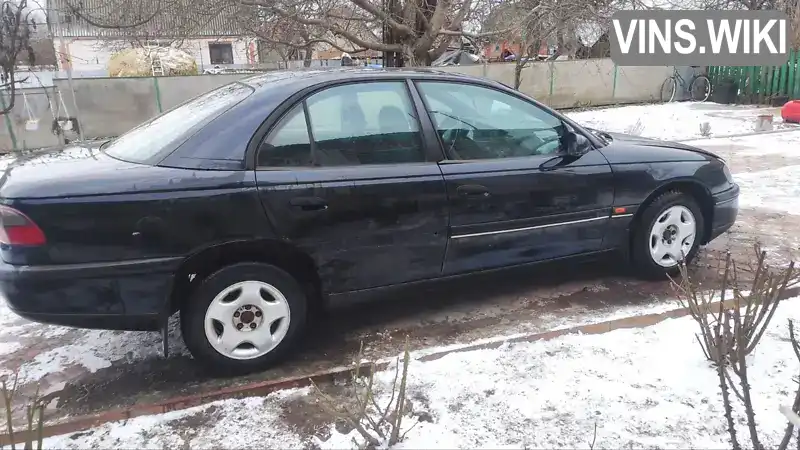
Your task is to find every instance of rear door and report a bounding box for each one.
[413,80,615,275]
[254,80,449,294]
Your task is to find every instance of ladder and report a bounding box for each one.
[151,53,165,76]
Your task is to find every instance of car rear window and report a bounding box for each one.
[102,82,254,164]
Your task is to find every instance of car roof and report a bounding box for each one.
[238,67,488,94]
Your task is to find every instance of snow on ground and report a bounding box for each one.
[44,297,800,449]
[566,102,796,141]
[735,165,800,215]
[0,297,187,385]
[682,131,800,159]
[43,390,309,449]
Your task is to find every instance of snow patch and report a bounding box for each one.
[43,388,310,449]
[567,102,795,141]
[734,165,800,215]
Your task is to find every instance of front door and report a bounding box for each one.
[413,80,615,275]
[255,80,449,293]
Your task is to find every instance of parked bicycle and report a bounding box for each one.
[660,66,711,103]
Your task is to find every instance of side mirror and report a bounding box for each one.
[563,131,592,157]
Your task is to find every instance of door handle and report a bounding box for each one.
[289,196,328,211]
[457,184,490,198]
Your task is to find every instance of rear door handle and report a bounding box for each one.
[289,196,328,211]
[457,184,490,198]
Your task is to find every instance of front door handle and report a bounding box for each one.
[289,196,328,211]
[457,184,490,198]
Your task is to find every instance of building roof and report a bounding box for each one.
[47,0,248,38]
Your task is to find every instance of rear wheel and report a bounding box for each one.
[690,75,711,102]
[181,262,308,375]
[631,191,705,279]
[660,76,677,103]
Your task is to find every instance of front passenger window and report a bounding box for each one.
[416,81,567,160]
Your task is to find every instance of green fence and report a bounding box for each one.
[708,49,800,104]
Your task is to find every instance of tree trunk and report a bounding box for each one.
[303,45,312,67]
[408,46,432,67]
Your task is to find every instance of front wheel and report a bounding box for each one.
[690,75,712,102]
[181,262,308,375]
[631,191,705,279]
[660,76,677,103]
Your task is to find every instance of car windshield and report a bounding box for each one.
[103,82,254,164]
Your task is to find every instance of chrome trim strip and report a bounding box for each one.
[715,197,737,206]
[611,213,634,218]
[450,216,609,239]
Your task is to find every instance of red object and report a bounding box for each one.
[781,99,800,124]
[0,205,46,246]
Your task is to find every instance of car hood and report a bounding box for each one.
[0,142,184,199]
[585,128,723,163]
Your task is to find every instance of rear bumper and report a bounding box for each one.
[708,184,739,242]
[0,256,182,331]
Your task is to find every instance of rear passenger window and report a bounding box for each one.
[258,104,312,167]
[258,81,426,167]
[307,82,424,166]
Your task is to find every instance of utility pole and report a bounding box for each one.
[53,2,85,142]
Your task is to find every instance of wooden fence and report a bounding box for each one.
[708,49,800,104]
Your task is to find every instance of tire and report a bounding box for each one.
[631,191,705,279]
[181,262,308,375]
[660,77,677,103]
[690,75,711,102]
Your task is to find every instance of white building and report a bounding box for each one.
[48,0,261,76]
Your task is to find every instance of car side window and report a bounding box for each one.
[258,103,313,167]
[416,81,567,160]
[305,82,425,166]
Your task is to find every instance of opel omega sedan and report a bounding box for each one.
[0,68,739,374]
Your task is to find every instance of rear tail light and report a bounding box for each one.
[0,205,46,246]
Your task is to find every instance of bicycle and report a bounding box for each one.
[660,66,711,103]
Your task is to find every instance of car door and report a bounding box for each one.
[254,80,449,294]
[413,80,615,275]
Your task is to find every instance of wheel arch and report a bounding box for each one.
[630,179,714,247]
[167,239,323,317]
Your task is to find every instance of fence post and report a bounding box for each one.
[0,91,17,151]
[611,63,618,101]
[790,50,799,100]
[153,77,163,113]
[786,50,795,100]
[548,60,555,106]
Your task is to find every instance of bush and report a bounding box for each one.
[1,371,44,450]
[672,246,799,450]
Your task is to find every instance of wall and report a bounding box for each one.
[0,87,66,151]
[0,58,676,151]
[54,37,257,74]
[436,59,673,109]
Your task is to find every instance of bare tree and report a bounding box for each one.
[482,0,611,89]
[238,4,369,68]
[788,1,800,49]
[0,0,38,115]
[56,0,539,66]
